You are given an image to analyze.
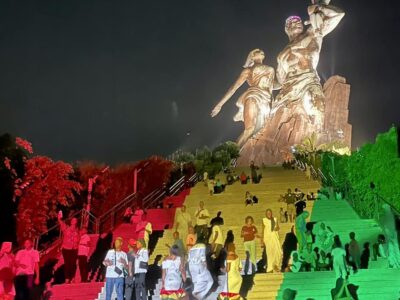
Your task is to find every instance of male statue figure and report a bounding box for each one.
[211,49,275,147]
[273,1,345,132]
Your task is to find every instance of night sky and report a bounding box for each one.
[1,0,399,164]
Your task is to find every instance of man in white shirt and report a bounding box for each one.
[194,201,210,238]
[134,239,149,300]
[103,237,127,300]
[77,228,91,282]
[14,239,40,300]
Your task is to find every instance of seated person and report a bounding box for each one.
[317,250,330,271]
[226,173,235,185]
[301,243,317,272]
[330,278,359,300]
[372,234,387,260]
[244,191,258,206]
[240,171,249,184]
[288,251,303,273]
[214,179,225,194]
[307,192,317,201]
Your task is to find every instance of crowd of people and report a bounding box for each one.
[1,169,399,300]
[0,239,40,300]
[203,162,263,196]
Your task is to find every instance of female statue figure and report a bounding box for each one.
[211,49,275,147]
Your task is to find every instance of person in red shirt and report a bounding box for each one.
[241,216,259,269]
[58,213,80,283]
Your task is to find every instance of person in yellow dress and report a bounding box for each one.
[219,243,242,300]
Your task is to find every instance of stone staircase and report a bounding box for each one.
[275,192,400,299]
[150,166,321,300]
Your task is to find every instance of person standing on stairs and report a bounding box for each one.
[284,189,296,223]
[239,250,256,300]
[0,242,15,299]
[295,210,310,251]
[194,201,210,238]
[160,245,186,300]
[134,239,149,300]
[209,220,224,260]
[186,226,197,252]
[174,206,192,245]
[77,228,91,282]
[331,235,348,280]
[281,226,298,272]
[103,237,128,300]
[58,212,80,284]
[125,239,137,300]
[348,232,361,272]
[241,216,258,269]
[14,240,40,299]
[219,243,242,300]
[188,234,214,300]
[210,211,224,227]
[136,213,152,253]
[261,209,283,273]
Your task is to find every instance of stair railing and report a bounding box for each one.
[34,173,198,252]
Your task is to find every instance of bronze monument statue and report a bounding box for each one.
[211,49,275,147]
[234,1,351,165]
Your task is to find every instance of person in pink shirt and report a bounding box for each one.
[58,213,80,283]
[0,242,15,300]
[135,213,152,249]
[78,228,91,282]
[14,239,40,300]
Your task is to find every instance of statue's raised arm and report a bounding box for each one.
[211,68,249,117]
[211,49,275,147]
[307,1,345,37]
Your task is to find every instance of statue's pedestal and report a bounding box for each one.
[236,75,352,166]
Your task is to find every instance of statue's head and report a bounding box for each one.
[285,16,304,39]
[243,49,265,68]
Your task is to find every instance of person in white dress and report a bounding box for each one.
[381,204,400,268]
[188,236,213,300]
[261,209,283,273]
[174,206,192,245]
[160,245,186,299]
[331,235,348,279]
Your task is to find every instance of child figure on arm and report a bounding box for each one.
[306,0,331,34]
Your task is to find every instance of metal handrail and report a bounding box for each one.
[34,173,199,252]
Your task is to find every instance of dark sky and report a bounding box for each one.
[1,0,399,164]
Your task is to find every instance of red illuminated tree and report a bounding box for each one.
[16,156,82,243]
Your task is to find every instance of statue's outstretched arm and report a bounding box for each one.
[211,69,249,117]
[308,4,345,37]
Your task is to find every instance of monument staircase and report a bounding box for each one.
[48,176,197,300]
[150,166,400,300]
[275,197,400,300]
[150,166,320,299]
[49,167,400,299]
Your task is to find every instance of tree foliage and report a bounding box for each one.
[321,127,400,217]
[172,141,240,178]
[16,156,82,242]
